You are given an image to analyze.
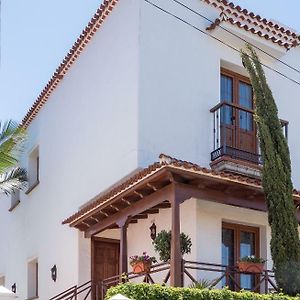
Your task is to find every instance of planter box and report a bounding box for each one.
[237,261,264,273]
[131,261,151,274]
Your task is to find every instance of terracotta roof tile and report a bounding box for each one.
[62,153,300,226]
[204,0,300,50]
[21,0,119,128]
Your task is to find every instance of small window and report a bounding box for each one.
[0,275,5,286]
[9,189,20,212]
[27,147,39,193]
[27,259,38,299]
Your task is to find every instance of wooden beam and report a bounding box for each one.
[170,186,182,287]
[131,214,148,220]
[144,209,159,214]
[85,184,173,237]
[118,218,129,274]
[153,202,171,209]
[174,183,266,211]
[71,169,168,227]
[129,219,138,224]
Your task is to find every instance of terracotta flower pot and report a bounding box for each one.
[131,261,151,274]
[237,261,264,273]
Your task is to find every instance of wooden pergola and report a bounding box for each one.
[63,154,300,286]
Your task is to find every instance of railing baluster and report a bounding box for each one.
[264,270,268,294]
[213,111,216,150]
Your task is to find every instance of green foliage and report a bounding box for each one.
[241,45,300,295]
[0,120,27,195]
[152,230,192,262]
[189,279,212,289]
[105,283,299,300]
[239,255,266,263]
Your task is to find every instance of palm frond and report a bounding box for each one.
[0,120,26,173]
[0,167,27,195]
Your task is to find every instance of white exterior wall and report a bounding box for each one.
[77,198,271,286]
[0,0,140,299]
[1,0,300,298]
[137,0,300,188]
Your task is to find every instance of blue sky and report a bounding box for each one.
[1,0,300,122]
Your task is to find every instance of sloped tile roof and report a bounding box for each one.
[204,0,300,49]
[63,153,300,225]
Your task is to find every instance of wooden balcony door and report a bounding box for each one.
[220,70,257,155]
[222,222,260,291]
[92,238,120,299]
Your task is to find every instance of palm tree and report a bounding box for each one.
[0,120,27,195]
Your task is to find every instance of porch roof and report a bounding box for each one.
[63,154,300,234]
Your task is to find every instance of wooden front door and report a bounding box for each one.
[220,70,257,155]
[222,222,260,291]
[92,238,120,299]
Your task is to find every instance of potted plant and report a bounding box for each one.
[129,252,157,274]
[237,255,266,273]
[152,230,192,262]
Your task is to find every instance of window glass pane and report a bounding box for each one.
[240,231,256,290]
[222,228,234,289]
[240,231,255,258]
[239,82,253,131]
[222,228,234,266]
[221,75,233,102]
[221,75,233,125]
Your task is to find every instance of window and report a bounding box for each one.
[222,222,260,291]
[0,275,5,286]
[27,259,38,299]
[27,147,39,193]
[220,69,257,155]
[9,189,21,211]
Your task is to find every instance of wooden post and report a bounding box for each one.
[170,191,183,287]
[118,218,129,275]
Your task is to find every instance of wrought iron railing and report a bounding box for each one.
[210,101,288,164]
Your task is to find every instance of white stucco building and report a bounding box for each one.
[1,0,300,299]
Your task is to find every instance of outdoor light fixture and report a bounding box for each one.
[11,283,16,293]
[150,222,157,240]
[51,265,57,282]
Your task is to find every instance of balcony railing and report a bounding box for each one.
[210,102,288,165]
[100,260,277,299]
[49,261,278,300]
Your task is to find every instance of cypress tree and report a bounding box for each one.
[241,44,300,295]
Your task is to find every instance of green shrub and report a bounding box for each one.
[105,283,299,300]
[152,230,192,262]
[189,278,212,289]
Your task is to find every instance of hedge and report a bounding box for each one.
[105,283,299,300]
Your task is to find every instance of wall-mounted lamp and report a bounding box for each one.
[150,222,157,240]
[11,283,16,293]
[51,265,57,282]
